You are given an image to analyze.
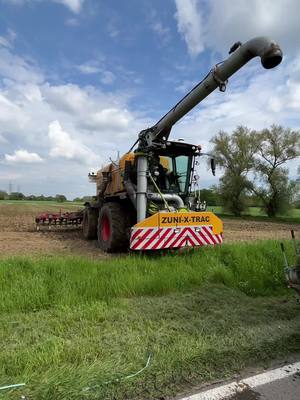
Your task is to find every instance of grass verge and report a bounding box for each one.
[1,241,300,399]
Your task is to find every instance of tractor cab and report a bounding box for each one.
[148,140,210,200]
[149,141,199,198]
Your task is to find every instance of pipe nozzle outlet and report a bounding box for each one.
[261,43,283,69]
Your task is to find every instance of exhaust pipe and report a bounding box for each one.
[136,155,148,222]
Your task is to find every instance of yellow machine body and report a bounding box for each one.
[95,153,170,197]
[95,153,135,196]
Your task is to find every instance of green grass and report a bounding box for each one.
[1,241,300,399]
[0,241,295,313]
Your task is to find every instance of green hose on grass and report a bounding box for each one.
[0,383,25,391]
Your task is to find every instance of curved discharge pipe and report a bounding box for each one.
[138,36,283,147]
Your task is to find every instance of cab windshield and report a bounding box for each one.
[158,155,191,195]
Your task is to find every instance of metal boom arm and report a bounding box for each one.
[138,36,282,150]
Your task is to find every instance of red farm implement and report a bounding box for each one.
[35,210,83,230]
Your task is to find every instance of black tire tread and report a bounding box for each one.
[83,207,98,240]
[98,202,130,252]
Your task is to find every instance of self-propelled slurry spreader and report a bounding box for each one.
[37,37,283,253]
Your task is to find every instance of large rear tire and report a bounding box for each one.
[83,207,98,240]
[98,202,130,252]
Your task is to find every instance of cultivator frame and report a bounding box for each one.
[35,210,83,230]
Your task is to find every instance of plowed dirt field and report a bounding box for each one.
[0,203,298,257]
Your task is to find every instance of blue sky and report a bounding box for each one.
[0,0,299,198]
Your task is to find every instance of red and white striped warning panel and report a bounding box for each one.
[130,225,223,250]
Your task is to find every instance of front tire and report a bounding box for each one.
[83,207,98,240]
[98,202,130,252]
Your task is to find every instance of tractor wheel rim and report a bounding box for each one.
[101,215,110,241]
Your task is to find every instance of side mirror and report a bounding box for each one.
[210,158,216,176]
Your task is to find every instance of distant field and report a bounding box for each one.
[1,200,299,221]
[207,205,300,223]
[0,241,300,400]
[0,200,83,207]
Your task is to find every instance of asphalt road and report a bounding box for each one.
[228,372,300,399]
[179,361,300,400]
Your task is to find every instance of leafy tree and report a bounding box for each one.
[210,126,259,216]
[81,196,94,203]
[9,192,25,200]
[219,173,253,215]
[55,194,67,203]
[246,193,262,207]
[0,190,7,200]
[250,125,300,217]
[200,187,221,206]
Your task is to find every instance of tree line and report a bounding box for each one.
[0,192,68,202]
[0,192,94,203]
[209,125,300,217]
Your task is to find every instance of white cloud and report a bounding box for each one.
[3,0,85,13]
[152,22,169,37]
[205,0,299,57]
[107,22,120,39]
[77,63,101,74]
[42,83,90,114]
[53,0,84,13]
[41,83,136,133]
[0,28,17,50]
[81,108,132,132]
[65,17,80,26]
[147,7,171,46]
[0,44,151,196]
[4,149,43,163]
[174,0,204,56]
[0,47,43,83]
[0,36,11,48]
[48,120,99,164]
[0,134,8,143]
[174,0,300,58]
[100,70,115,85]
[151,21,171,45]
[0,171,22,181]
[77,62,116,84]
